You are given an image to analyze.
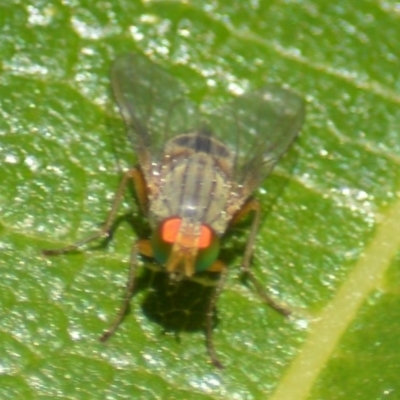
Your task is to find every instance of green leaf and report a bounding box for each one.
[1,1,400,399]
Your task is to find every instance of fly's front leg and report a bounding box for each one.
[43,167,145,255]
[99,239,151,341]
[205,261,228,369]
[233,199,291,317]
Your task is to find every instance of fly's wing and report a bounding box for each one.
[111,53,201,167]
[203,85,305,196]
[112,54,305,193]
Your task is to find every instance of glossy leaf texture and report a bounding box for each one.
[0,1,400,400]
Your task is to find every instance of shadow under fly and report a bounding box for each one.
[43,52,305,368]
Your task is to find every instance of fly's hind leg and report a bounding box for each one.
[232,199,291,317]
[43,167,147,256]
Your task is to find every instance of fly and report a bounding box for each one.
[43,53,305,368]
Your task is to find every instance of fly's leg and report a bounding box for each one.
[100,239,152,341]
[43,167,146,256]
[233,199,291,317]
[41,167,150,340]
[205,261,228,369]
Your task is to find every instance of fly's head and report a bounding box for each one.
[151,217,220,278]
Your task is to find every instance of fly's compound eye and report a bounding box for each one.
[151,222,173,266]
[150,218,220,272]
[195,231,220,272]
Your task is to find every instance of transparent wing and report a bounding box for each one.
[111,53,201,166]
[203,86,305,195]
[112,53,305,195]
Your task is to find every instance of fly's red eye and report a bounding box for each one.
[161,218,212,249]
[198,225,212,249]
[161,218,181,244]
[151,218,220,272]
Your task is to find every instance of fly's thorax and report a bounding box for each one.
[148,132,236,235]
[164,132,232,162]
[150,217,220,277]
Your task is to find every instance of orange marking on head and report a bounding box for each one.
[161,218,212,249]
